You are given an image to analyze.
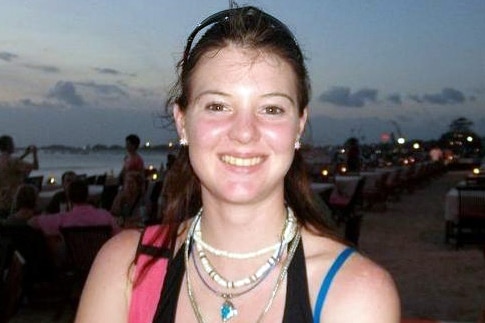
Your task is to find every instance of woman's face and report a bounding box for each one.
[175,46,307,206]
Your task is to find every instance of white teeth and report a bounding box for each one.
[221,155,262,167]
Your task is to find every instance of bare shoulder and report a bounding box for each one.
[75,229,141,323]
[96,228,141,263]
[301,229,400,323]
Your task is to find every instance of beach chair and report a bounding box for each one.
[363,172,389,211]
[60,225,112,281]
[58,225,112,316]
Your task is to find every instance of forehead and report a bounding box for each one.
[189,45,298,98]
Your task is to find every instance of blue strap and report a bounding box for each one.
[313,247,354,323]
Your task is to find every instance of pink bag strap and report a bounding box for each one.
[128,225,171,323]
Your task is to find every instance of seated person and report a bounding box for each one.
[28,180,119,266]
[29,179,119,236]
[44,171,77,214]
[110,171,149,228]
[1,184,39,225]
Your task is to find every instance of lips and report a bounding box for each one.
[221,155,263,167]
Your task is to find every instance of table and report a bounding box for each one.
[444,185,485,222]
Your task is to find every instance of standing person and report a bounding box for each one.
[345,137,361,173]
[76,6,400,323]
[119,134,145,184]
[0,135,39,218]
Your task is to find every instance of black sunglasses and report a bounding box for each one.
[183,6,301,64]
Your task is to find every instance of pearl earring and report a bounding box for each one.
[294,140,301,150]
[179,137,188,146]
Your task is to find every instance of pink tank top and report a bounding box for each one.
[128,225,170,323]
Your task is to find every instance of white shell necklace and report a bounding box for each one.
[193,206,297,260]
[193,207,297,289]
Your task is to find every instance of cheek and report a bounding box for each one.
[187,119,227,145]
[262,125,298,151]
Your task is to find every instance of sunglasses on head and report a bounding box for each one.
[183,6,301,64]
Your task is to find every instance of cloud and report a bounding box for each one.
[423,88,465,104]
[24,64,60,73]
[77,81,128,97]
[94,67,121,75]
[409,87,467,105]
[387,93,402,105]
[94,67,136,77]
[48,81,85,106]
[0,51,18,62]
[19,98,67,110]
[319,86,378,107]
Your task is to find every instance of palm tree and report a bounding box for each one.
[439,117,482,159]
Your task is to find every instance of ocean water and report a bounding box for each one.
[28,150,169,183]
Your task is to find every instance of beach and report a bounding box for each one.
[359,170,485,322]
[8,170,485,322]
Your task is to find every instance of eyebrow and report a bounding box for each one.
[262,92,296,106]
[193,90,296,106]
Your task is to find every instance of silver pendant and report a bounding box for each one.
[221,298,238,322]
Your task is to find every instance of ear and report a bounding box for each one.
[298,107,308,138]
[173,104,186,139]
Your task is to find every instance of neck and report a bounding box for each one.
[198,203,288,253]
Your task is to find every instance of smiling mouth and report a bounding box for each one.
[221,155,263,167]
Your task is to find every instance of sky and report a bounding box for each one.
[1,0,484,147]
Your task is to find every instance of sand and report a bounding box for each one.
[359,170,485,322]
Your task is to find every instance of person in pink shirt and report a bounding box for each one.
[118,134,145,185]
[28,180,119,236]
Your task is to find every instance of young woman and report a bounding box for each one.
[76,6,400,323]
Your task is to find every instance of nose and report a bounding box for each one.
[228,110,260,144]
